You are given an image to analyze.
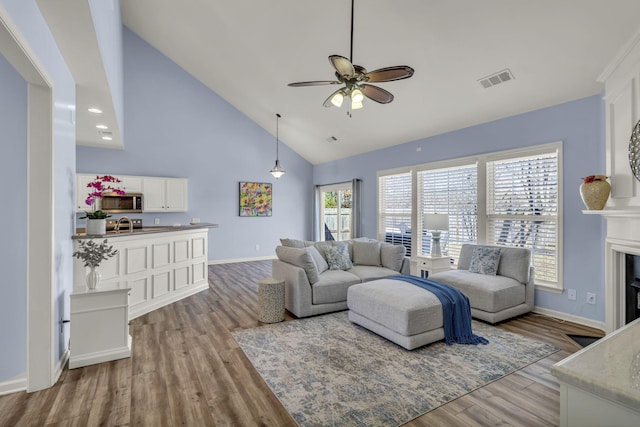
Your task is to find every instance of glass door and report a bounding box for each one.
[319,183,352,241]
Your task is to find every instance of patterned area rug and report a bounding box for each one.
[232,311,558,427]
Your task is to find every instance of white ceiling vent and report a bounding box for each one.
[478,68,515,89]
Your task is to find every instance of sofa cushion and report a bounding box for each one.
[312,270,361,304]
[348,265,401,282]
[353,240,382,266]
[307,246,329,274]
[275,246,320,284]
[430,270,525,313]
[458,244,530,284]
[347,279,443,336]
[469,246,501,275]
[496,247,531,284]
[326,245,353,270]
[280,238,310,248]
[380,242,406,272]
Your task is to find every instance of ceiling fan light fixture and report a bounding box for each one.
[351,88,364,103]
[287,0,414,110]
[331,91,344,107]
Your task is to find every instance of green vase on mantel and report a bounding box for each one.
[579,177,610,210]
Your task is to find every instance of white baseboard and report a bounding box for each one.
[533,306,606,333]
[0,373,27,396]
[53,347,70,384]
[209,255,276,265]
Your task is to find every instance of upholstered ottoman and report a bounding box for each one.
[347,278,445,350]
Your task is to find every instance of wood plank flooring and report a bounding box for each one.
[0,261,604,426]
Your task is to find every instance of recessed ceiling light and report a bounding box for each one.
[96,124,108,130]
[88,107,103,114]
[101,135,113,141]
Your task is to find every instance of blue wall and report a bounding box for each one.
[0,53,27,381]
[0,0,76,382]
[77,27,314,260]
[314,95,606,323]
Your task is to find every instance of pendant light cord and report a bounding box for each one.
[276,113,281,160]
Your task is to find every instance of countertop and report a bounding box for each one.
[73,222,218,239]
[550,317,640,412]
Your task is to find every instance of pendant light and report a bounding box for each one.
[270,113,286,179]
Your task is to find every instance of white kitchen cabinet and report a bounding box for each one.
[69,286,131,369]
[142,177,188,212]
[72,227,209,319]
[77,173,188,212]
[119,175,143,193]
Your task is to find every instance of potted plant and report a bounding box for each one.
[82,175,125,235]
[73,239,118,289]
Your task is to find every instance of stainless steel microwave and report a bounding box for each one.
[101,192,143,213]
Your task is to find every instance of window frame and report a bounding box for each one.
[376,141,563,292]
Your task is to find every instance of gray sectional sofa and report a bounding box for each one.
[429,243,535,323]
[272,238,410,318]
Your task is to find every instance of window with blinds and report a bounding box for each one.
[378,172,413,256]
[418,163,478,261]
[486,150,559,285]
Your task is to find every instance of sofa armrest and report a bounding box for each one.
[272,259,313,318]
[400,256,411,275]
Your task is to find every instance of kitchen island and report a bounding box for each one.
[551,317,640,427]
[73,223,217,319]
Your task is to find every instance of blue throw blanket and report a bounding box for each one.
[387,275,489,346]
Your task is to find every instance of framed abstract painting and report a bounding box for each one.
[239,182,272,217]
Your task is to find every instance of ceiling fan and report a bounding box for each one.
[287,0,414,111]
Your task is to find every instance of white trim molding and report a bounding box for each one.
[533,306,606,333]
[0,373,27,396]
[209,255,277,265]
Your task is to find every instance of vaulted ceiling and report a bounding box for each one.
[110,2,640,163]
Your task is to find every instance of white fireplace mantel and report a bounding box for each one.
[583,210,640,332]
[582,209,640,218]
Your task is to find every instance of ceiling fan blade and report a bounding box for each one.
[323,88,346,108]
[362,84,394,104]
[364,66,415,82]
[329,55,355,79]
[288,81,341,87]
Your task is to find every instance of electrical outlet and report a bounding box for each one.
[568,289,577,301]
[154,218,160,225]
[255,244,260,251]
[587,292,596,305]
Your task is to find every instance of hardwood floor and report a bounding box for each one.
[0,261,603,426]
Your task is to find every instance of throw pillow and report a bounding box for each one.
[380,242,406,271]
[313,241,334,261]
[275,246,320,284]
[326,244,353,270]
[469,246,501,275]
[306,246,329,275]
[352,240,382,266]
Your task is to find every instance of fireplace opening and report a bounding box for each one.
[624,254,640,324]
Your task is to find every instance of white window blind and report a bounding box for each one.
[418,163,478,261]
[487,151,559,285]
[378,172,413,256]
